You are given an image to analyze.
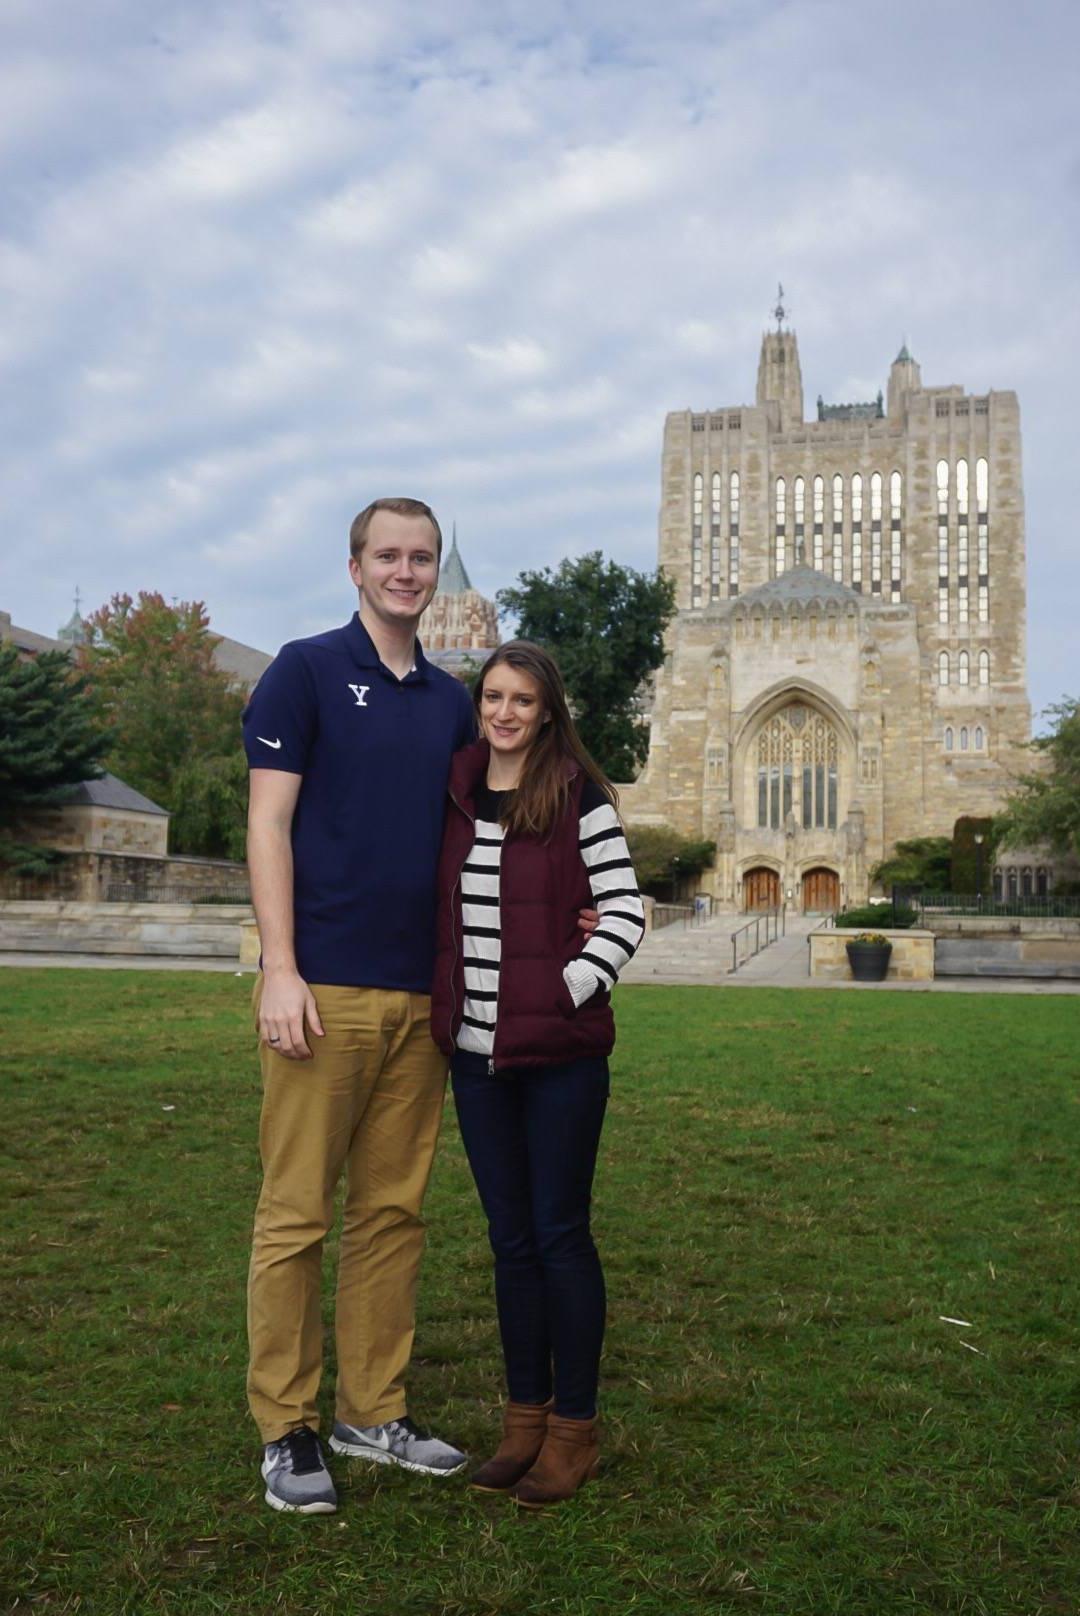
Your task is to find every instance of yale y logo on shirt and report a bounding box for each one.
[348,684,370,707]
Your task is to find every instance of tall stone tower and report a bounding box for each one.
[621,316,1031,912]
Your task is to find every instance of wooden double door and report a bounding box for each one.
[802,866,840,914]
[743,867,780,911]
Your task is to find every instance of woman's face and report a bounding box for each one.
[479,664,547,759]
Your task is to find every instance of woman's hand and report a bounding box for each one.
[577,908,599,936]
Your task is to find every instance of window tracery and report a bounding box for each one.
[756,705,838,831]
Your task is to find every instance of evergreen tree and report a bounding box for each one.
[0,642,110,872]
[497,552,676,780]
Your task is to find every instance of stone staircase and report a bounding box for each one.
[619,910,818,988]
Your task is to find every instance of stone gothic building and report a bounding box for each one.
[419,526,500,676]
[618,324,1032,911]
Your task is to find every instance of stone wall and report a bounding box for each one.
[0,900,252,958]
[0,851,249,903]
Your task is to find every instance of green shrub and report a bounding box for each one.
[834,903,917,929]
[625,823,716,897]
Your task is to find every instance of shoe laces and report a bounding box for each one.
[280,1426,325,1476]
[391,1416,431,1443]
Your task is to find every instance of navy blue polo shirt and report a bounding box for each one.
[242,614,476,991]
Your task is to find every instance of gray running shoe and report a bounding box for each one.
[261,1426,338,1514]
[329,1415,466,1477]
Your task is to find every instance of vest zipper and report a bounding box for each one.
[489,816,505,1075]
[446,788,474,1050]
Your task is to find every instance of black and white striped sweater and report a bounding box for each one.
[457,778,646,1056]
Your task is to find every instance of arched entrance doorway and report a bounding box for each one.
[744,866,780,911]
[802,866,839,914]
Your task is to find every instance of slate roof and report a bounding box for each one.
[209,633,273,690]
[436,531,473,595]
[69,772,169,816]
[736,565,861,609]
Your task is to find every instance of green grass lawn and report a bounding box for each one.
[2,971,1078,1615]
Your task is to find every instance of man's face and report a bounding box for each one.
[348,510,440,627]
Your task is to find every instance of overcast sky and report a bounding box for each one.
[2,0,1077,723]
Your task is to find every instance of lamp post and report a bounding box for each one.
[974,833,985,908]
[671,854,681,905]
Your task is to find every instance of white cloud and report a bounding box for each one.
[0,0,1077,718]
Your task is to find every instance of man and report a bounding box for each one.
[242,497,475,1514]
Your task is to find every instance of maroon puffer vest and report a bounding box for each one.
[430,740,616,1069]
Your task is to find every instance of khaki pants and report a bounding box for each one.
[246,980,448,1443]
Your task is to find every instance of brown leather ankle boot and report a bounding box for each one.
[510,1413,600,1508]
[469,1399,553,1492]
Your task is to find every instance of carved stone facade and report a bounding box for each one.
[419,528,499,675]
[619,327,1032,911]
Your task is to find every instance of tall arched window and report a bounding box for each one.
[938,650,950,686]
[979,650,990,686]
[959,650,969,686]
[832,473,844,582]
[976,456,989,622]
[936,459,949,624]
[851,473,863,588]
[756,705,838,831]
[691,472,703,604]
[960,726,969,751]
[774,477,786,576]
[812,475,824,571]
[974,725,984,750]
[793,476,805,564]
[889,470,902,600]
[870,472,883,593]
[729,472,740,596]
[944,727,954,752]
[710,471,722,600]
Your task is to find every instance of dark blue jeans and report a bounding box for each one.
[450,1051,609,1419]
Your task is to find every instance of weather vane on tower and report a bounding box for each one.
[773,283,787,330]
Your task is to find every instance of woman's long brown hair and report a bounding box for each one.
[473,640,617,839]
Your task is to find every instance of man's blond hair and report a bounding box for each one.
[349,498,442,560]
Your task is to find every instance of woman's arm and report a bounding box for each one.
[564,784,647,1006]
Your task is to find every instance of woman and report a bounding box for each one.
[431,641,645,1507]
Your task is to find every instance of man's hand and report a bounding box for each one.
[259,967,325,1061]
[577,908,599,936]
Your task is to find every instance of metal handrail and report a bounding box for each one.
[730,904,787,973]
[652,894,717,933]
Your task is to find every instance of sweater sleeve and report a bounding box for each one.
[563,780,646,1007]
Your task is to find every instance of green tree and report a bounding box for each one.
[870,835,953,892]
[80,593,245,820]
[996,697,1080,862]
[168,751,250,861]
[0,642,110,873]
[625,823,716,898]
[497,552,676,780]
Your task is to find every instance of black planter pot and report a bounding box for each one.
[845,942,893,981]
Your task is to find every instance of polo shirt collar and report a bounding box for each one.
[343,612,429,682]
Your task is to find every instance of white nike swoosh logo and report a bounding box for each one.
[257,736,283,750]
[357,1428,392,1450]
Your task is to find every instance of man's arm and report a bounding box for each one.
[248,768,324,1061]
